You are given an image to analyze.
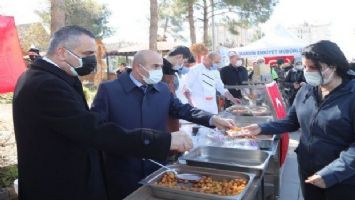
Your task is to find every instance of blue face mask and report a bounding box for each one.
[179,66,189,75]
[211,63,218,70]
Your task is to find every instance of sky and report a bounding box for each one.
[1,0,355,58]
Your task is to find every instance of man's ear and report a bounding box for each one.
[57,47,67,61]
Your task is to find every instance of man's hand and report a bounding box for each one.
[230,97,241,104]
[224,91,241,104]
[211,116,236,130]
[238,124,262,137]
[183,89,194,106]
[305,174,326,188]
[170,131,193,152]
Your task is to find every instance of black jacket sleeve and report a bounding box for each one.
[36,79,171,161]
[259,104,300,134]
[220,68,227,84]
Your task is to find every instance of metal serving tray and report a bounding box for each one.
[254,134,276,150]
[181,146,271,172]
[214,112,276,150]
[141,164,255,200]
[218,111,274,124]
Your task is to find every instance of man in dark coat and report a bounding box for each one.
[284,59,306,106]
[220,51,248,107]
[91,50,236,199]
[12,25,193,200]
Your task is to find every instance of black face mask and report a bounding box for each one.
[75,55,97,76]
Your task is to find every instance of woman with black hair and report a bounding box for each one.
[242,40,355,200]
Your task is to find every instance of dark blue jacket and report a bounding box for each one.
[259,80,355,188]
[91,72,213,199]
[220,64,248,98]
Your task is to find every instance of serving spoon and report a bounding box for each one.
[147,159,202,181]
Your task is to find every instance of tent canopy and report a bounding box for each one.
[233,25,307,58]
[105,41,180,56]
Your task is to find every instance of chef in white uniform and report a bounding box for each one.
[184,52,240,114]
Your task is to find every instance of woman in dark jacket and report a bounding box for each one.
[242,40,355,200]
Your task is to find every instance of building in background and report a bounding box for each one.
[287,22,332,44]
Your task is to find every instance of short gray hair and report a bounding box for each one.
[47,25,95,55]
[207,51,220,59]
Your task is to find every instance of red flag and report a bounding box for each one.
[0,16,26,93]
[265,81,289,166]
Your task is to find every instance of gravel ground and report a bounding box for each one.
[0,104,17,167]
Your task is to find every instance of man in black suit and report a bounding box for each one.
[12,25,193,200]
[220,51,248,107]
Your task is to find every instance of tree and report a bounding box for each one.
[202,0,208,45]
[158,0,187,42]
[172,0,277,46]
[222,0,277,25]
[149,0,159,50]
[17,23,50,53]
[37,0,113,39]
[50,0,65,36]
[187,0,197,44]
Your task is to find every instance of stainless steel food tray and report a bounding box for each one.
[141,164,255,200]
[181,146,271,172]
[225,105,272,117]
[218,111,274,124]
[211,129,276,150]
[254,134,276,150]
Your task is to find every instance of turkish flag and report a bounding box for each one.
[264,55,294,65]
[265,81,289,166]
[0,16,26,93]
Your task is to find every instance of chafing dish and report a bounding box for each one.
[141,164,255,200]
[180,146,271,172]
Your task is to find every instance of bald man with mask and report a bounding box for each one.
[91,50,235,199]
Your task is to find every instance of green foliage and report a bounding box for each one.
[36,0,113,39]
[65,0,113,39]
[0,165,18,188]
[222,0,278,26]
[157,0,276,43]
[250,29,265,42]
[158,0,188,41]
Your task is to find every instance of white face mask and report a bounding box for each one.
[295,64,303,70]
[236,60,243,66]
[65,49,83,68]
[139,64,163,85]
[304,67,335,86]
[65,49,82,76]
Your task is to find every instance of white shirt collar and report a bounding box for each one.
[42,57,61,69]
[129,72,144,87]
